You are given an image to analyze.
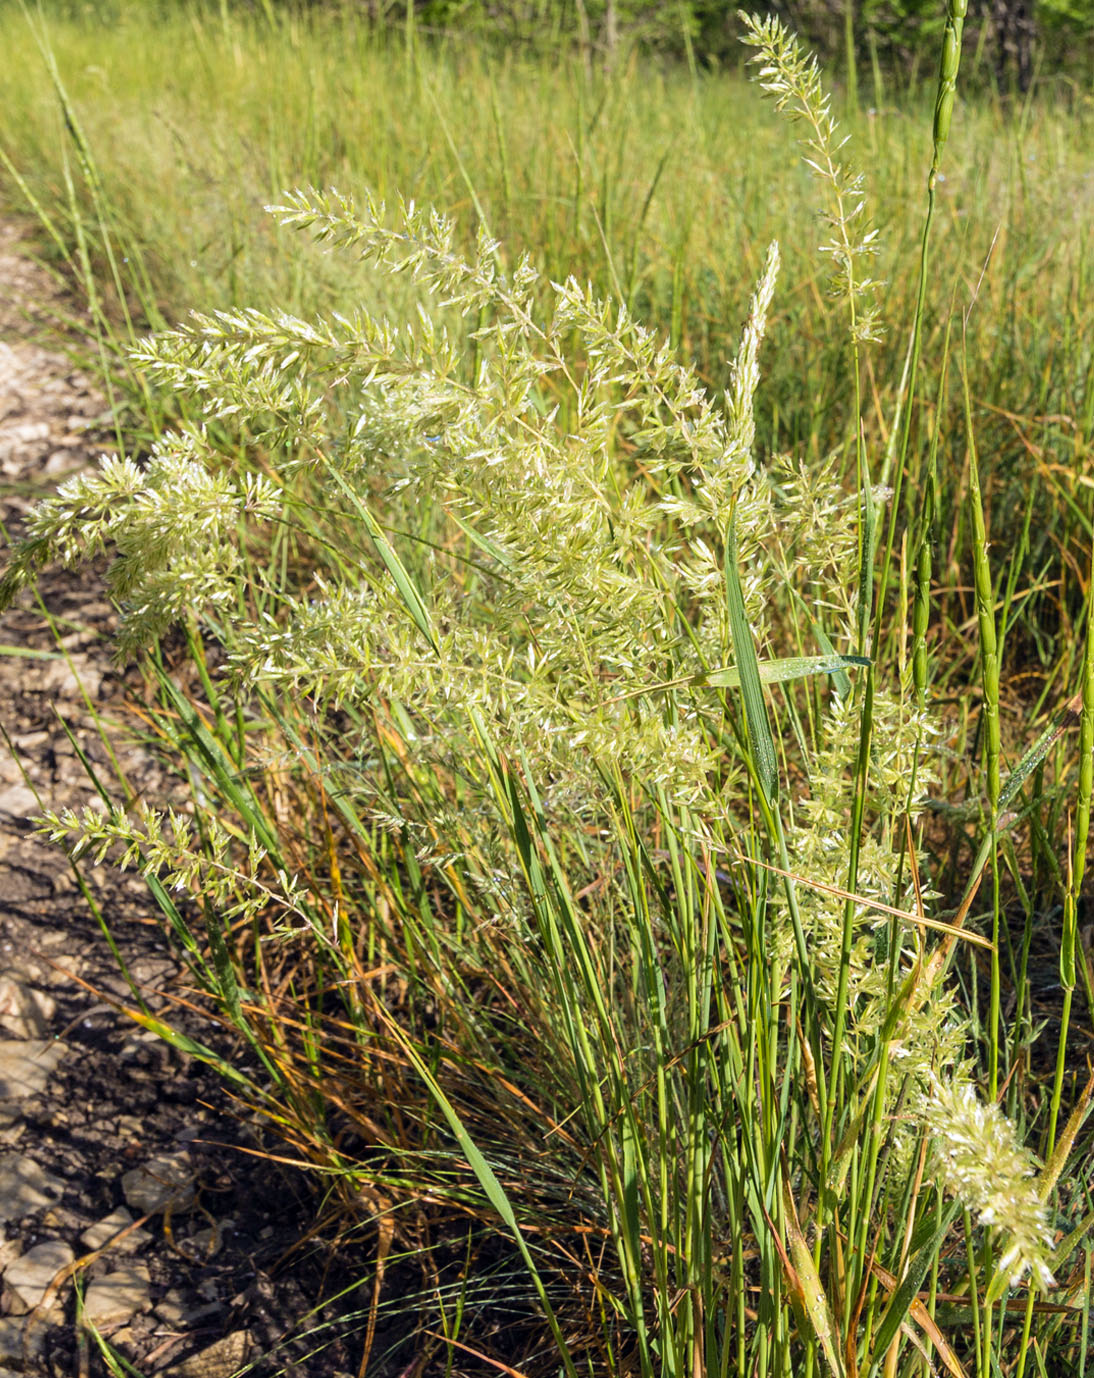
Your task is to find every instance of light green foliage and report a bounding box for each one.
[119,190,785,820]
[0,439,280,652]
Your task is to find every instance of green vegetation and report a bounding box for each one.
[23,0,1094,89]
[2,2,1094,1375]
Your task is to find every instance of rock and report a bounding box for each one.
[0,973,56,1039]
[0,785,37,821]
[128,954,178,988]
[0,1238,74,1315]
[106,1324,140,1352]
[114,1114,147,1141]
[0,1039,67,1101]
[80,1262,151,1331]
[0,1153,66,1223]
[8,731,48,751]
[121,1150,195,1214]
[80,1206,151,1253]
[38,1205,84,1234]
[0,1313,44,1365]
[156,1286,228,1328]
[44,450,85,476]
[42,1103,71,1131]
[40,655,103,700]
[0,419,50,459]
[5,952,84,990]
[185,1225,223,1260]
[160,1330,250,1378]
[154,1287,189,1326]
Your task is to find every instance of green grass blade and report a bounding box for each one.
[378,1009,580,1378]
[725,514,778,806]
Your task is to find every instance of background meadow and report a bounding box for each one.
[2,2,1094,1375]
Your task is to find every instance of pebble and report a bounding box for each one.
[38,1205,83,1234]
[0,419,50,456]
[5,952,85,990]
[160,1330,251,1378]
[0,1039,68,1102]
[9,730,49,751]
[121,1150,195,1214]
[80,1262,151,1330]
[0,1238,74,1315]
[155,1287,223,1327]
[0,974,55,1040]
[0,785,38,820]
[0,1153,66,1224]
[153,1287,189,1326]
[80,1206,152,1253]
[185,1222,225,1259]
[0,1313,45,1364]
[40,655,103,700]
[44,450,86,476]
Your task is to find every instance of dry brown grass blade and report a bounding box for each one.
[931,1292,1079,1316]
[422,1331,534,1378]
[904,813,927,940]
[356,1204,397,1378]
[735,851,994,948]
[864,1255,968,1378]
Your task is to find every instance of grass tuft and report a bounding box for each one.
[2,5,1094,1375]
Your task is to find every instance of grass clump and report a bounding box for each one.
[2,8,1094,1378]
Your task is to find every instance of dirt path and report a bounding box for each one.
[0,222,357,1378]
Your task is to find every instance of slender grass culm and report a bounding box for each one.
[2,9,1093,1378]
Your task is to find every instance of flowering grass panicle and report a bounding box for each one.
[925,1075,1056,1290]
[738,11,882,348]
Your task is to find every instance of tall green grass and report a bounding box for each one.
[3,4,1094,1377]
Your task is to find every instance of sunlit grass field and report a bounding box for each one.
[0,11,1090,454]
[2,3,1094,1375]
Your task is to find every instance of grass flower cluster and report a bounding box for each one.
[925,1076,1056,1291]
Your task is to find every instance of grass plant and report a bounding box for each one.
[2,4,1094,1376]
